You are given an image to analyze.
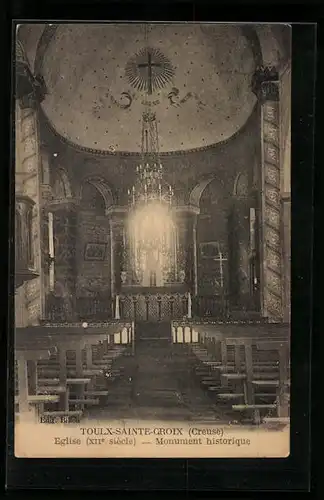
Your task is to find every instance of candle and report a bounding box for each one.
[48,212,55,291]
[48,212,54,257]
[115,294,120,320]
[187,292,192,319]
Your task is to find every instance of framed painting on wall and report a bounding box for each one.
[200,241,220,258]
[84,242,107,261]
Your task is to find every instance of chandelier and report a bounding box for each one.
[128,109,174,207]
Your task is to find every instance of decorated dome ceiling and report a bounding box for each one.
[28,23,260,153]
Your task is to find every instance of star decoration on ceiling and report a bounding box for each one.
[125,47,175,95]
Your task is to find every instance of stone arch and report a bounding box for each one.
[254,24,290,69]
[189,174,226,207]
[79,176,114,211]
[51,168,73,200]
[233,172,249,198]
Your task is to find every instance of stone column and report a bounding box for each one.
[281,193,291,322]
[107,207,127,297]
[231,197,251,309]
[280,62,291,324]
[252,66,283,321]
[175,206,199,294]
[15,40,46,322]
[39,146,53,298]
[49,201,78,320]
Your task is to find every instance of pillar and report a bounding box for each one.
[39,146,53,298]
[176,207,199,294]
[49,201,78,320]
[15,39,46,321]
[231,197,251,309]
[252,66,283,321]
[280,62,291,324]
[281,193,291,323]
[107,207,127,297]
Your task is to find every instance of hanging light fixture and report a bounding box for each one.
[128,24,174,209]
[128,109,174,208]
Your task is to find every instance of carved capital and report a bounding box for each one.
[251,66,279,102]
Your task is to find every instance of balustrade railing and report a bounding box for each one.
[44,293,233,323]
[193,295,229,319]
[44,295,113,322]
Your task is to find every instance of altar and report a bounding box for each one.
[118,292,188,321]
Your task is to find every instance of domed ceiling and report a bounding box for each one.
[34,23,258,153]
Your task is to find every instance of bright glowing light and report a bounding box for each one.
[128,202,176,286]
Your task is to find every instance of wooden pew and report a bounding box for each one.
[35,330,129,410]
[16,332,102,417]
[15,322,133,419]
[189,333,289,421]
[37,335,107,412]
[227,338,289,423]
[15,338,61,419]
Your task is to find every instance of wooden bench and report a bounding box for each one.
[188,331,290,424]
[14,394,60,418]
[15,338,60,416]
[15,322,134,419]
[225,338,290,423]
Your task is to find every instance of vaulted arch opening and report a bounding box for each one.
[75,177,114,318]
[194,178,231,316]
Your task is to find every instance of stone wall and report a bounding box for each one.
[46,104,260,305]
[280,62,291,323]
[50,106,259,207]
[197,179,232,295]
[15,100,43,326]
[75,211,111,297]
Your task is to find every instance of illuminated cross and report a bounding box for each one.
[214,250,228,289]
[137,50,162,95]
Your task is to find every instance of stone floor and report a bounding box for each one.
[86,336,237,423]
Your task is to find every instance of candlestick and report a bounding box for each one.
[115,294,120,320]
[48,212,55,291]
[48,212,54,257]
[187,291,192,319]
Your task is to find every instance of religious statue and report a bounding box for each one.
[121,271,127,285]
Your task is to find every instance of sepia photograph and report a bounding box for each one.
[14,22,291,458]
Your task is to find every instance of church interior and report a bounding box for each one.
[14,23,291,425]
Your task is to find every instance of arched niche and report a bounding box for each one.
[79,176,114,213]
[194,177,231,300]
[51,168,73,201]
[80,182,106,215]
[75,176,114,302]
[233,172,249,198]
[189,174,225,207]
[228,171,260,312]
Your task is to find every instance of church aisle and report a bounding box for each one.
[85,334,237,423]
